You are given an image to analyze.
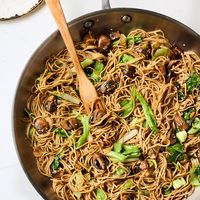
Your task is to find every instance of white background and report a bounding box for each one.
[1,0,200,199]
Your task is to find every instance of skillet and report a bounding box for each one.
[13,0,200,199]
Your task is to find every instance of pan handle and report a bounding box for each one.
[102,0,111,9]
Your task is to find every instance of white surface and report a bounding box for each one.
[0,0,200,199]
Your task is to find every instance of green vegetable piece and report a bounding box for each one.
[191,177,200,186]
[188,117,200,134]
[51,155,60,171]
[95,188,107,200]
[122,157,139,163]
[134,35,143,44]
[142,120,148,128]
[134,88,158,133]
[74,192,82,199]
[152,48,169,60]
[91,61,105,83]
[51,150,65,172]
[163,189,171,196]
[195,165,200,176]
[123,144,139,151]
[81,58,94,68]
[126,36,135,46]
[127,34,143,46]
[167,143,184,163]
[120,54,135,63]
[112,39,120,46]
[125,152,141,158]
[74,171,84,186]
[186,72,200,92]
[120,100,134,118]
[28,126,35,140]
[148,158,158,168]
[190,163,200,186]
[115,167,126,176]
[172,177,186,189]
[54,128,71,138]
[76,115,90,149]
[183,107,196,121]
[120,100,129,107]
[123,179,134,190]
[122,145,141,157]
[113,142,123,153]
[162,187,172,196]
[176,130,187,143]
[107,151,127,162]
[178,91,185,101]
[51,92,80,105]
[119,87,136,118]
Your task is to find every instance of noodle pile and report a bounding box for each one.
[25,29,200,200]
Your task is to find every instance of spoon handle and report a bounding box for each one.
[45,0,83,76]
[45,0,102,114]
[102,0,111,9]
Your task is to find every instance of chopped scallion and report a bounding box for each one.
[172,177,186,189]
[176,130,187,143]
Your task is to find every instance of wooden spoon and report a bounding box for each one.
[45,0,102,114]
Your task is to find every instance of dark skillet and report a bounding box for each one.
[13,0,200,199]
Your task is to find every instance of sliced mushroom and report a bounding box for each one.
[92,153,108,170]
[132,160,149,174]
[121,194,136,200]
[132,163,141,174]
[148,146,160,159]
[90,99,106,124]
[137,160,153,177]
[158,65,166,76]
[139,160,149,171]
[52,169,64,178]
[83,32,96,46]
[145,168,153,177]
[158,62,176,83]
[175,82,181,90]
[34,117,49,134]
[114,74,120,82]
[123,65,136,78]
[44,95,57,113]
[168,124,177,145]
[98,34,111,53]
[169,131,177,145]
[165,68,175,83]
[143,42,152,59]
[60,118,80,131]
[169,45,183,60]
[174,114,189,131]
[69,118,80,129]
[100,80,117,94]
[109,31,120,41]
[90,109,105,124]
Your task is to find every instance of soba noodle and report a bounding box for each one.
[25,29,200,200]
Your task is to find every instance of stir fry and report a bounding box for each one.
[25,28,200,200]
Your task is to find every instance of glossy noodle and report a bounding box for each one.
[25,29,200,200]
